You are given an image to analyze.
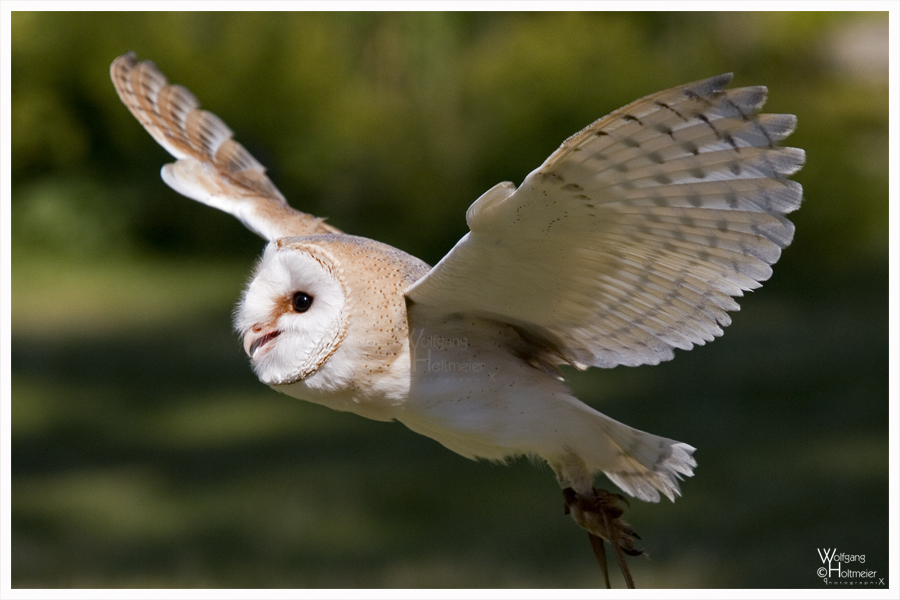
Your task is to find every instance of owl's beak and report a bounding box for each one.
[244,329,280,359]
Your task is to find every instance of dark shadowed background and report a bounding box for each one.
[10,11,890,589]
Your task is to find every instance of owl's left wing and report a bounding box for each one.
[406,74,804,369]
[111,53,340,240]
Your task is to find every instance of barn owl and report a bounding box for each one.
[111,52,803,586]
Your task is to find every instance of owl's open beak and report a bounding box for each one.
[244,329,280,359]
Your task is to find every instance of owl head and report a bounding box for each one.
[235,235,431,407]
[235,237,349,387]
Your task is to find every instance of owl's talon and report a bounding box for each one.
[563,486,642,588]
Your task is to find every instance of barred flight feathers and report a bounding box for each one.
[407,74,804,370]
[111,52,340,240]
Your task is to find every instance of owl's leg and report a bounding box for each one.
[563,486,642,589]
[586,528,611,589]
[552,454,642,588]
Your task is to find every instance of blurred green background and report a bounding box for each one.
[10,11,889,589]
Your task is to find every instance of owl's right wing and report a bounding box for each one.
[406,74,803,370]
[111,53,340,240]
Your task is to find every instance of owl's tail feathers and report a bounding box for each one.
[552,398,696,503]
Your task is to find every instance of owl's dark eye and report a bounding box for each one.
[291,291,313,313]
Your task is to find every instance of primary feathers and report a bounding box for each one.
[111,52,339,239]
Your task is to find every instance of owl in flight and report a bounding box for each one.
[112,53,802,586]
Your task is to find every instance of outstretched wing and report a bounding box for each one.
[111,52,340,240]
[406,74,804,369]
